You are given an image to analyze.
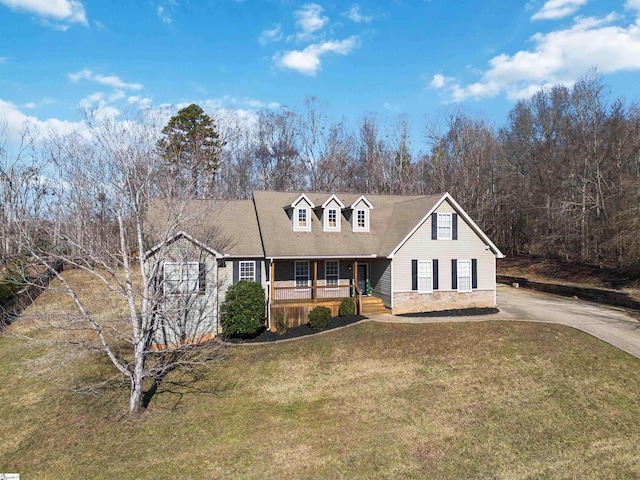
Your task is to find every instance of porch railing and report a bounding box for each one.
[273,285,352,302]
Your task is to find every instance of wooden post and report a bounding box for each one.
[353,260,358,292]
[353,260,360,314]
[313,260,318,301]
[270,260,275,301]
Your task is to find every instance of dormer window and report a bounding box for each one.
[295,206,311,231]
[289,193,314,232]
[351,195,373,232]
[320,194,345,232]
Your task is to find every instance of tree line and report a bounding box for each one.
[2,71,640,272]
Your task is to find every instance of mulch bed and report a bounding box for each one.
[224,314,367,344]
[398,307,499,318]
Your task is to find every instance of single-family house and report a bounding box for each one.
[146,191,504,336]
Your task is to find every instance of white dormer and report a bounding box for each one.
[289,193,315,232]
[321,194,345,232]
[349,195,374,232]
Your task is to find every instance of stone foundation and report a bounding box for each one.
[392,290,495,315]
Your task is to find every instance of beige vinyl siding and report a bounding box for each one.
[393,199,496,293]
[371,259,392,307]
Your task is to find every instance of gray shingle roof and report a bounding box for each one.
[147,191,496,258]
[146,198,263,257]
[147,191,504,259]
[252,190,444,258]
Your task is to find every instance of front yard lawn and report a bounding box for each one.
[1,271,640,478]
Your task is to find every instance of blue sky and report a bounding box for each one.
[1,0,640,152]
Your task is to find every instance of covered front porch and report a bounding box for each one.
[267,257,389,329]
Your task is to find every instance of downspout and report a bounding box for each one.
[390,258,394,312]
[267,258,273,331]
[493,255,497,307]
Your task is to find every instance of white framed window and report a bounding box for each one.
[353,208,369,232]
[325,208,339,231]
[418,260,432,293]
[294,207,311,232]
[437,213,452,240]
[164,262,199,295]
[295,261,310,288]
[239,261,255,282]
[325,260,339,287]
[298,208,307,228]
[457,259,472,292]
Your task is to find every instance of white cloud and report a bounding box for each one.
[294,3,328,41]
[157,6,171,24]
[202,95,280,110]
[0,56,9,63]
[259,24,282,45]
[68,69,143,90]
[275,36,359,75]
[22,102,37,109]
[78,92,121,120]
[430,74,448,89]
[532,0,587,20]
[627,0,640,11]
[0,0,87,27]
[431,9,640,102]
[127,96,153,108]
[109,90,126,102]
[0,99,84,145]
[383,101,399,112]
[343,4,373,23]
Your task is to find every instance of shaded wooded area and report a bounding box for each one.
[2,71,640,273]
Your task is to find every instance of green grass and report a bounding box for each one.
[2,271,640,478]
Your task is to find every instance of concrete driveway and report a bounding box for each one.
[372,284,640,358]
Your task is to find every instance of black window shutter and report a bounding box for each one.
[452,213,458,240]
[431,213,437,240]
[451,259,457,290]
[432,259,439,290]
[472,259,477,289]
[199,262,206,295]
[255,261,261,283]
[411,260,418,291]
[233,260,239,284]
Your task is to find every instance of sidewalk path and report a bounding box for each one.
[370,285,640,358]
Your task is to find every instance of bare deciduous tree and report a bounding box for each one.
[20,111,224,415]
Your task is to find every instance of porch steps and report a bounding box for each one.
[360,296,388,315]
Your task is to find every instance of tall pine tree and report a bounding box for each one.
[158,103,222,198]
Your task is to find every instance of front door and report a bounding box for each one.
[357,264,368,295]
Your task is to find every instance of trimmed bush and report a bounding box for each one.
[308,306,331,331]
[275,313,289,335]
[220,281,266,336]
[339,297,355,316]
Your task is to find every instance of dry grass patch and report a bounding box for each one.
[2,271,640,478]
